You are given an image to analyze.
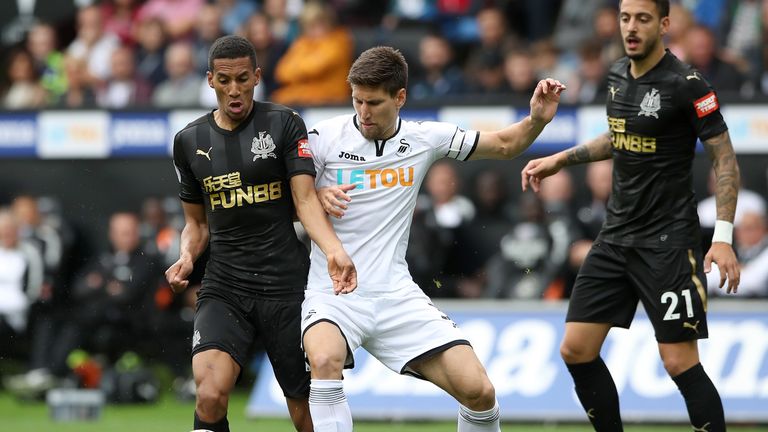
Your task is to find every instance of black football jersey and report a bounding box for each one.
[599,51,728,248]
[172,102,315,298]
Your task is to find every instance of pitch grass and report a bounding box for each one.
[2,391,766,432]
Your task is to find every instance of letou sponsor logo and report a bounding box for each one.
[38,111,109,158]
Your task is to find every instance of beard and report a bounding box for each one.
[626,37,660,61]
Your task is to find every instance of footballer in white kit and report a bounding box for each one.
[302,113,479,376]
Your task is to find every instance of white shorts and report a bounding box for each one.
[301,286,470,377]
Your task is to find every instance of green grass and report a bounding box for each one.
[2,391,766,432]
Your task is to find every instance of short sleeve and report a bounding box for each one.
[282,111,316,178]
[172,131,203,203]
[424,121,479,163]
[680,71,728,141]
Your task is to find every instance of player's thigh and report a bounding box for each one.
[193,288,256,373]
[560,322,613,362]
[367,289,469,375]
[301,290,373,368]
[192,348,240,394]
[256,297,311,399]
[629,247,709,343]
[567,242,637,328]
[410,344,493,402]
[302,321,348,373]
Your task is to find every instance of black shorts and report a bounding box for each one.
[567,242,709,343]
[193,288,309,399]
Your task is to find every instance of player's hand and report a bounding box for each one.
[704,242,740,294]
[521,155,563,193]
[165,258,193,293]
[326,248,357,295]
[529,78,566,125]
[318,184,356,218]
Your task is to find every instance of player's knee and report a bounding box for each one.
[289,410,312,432]
[458,375,496,410]
[306,351,344,379]
[195,381,229,420]
[661,355,696,377]
[560,341,595,364]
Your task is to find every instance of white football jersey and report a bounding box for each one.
[307,114,479,295]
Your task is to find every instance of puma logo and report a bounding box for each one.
[693,422,710,432]
[686,72,701,80]
[196,146,212,161]
[609,86,620,100]
[683,320,700,334]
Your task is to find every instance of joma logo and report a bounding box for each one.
[338,151,366,161]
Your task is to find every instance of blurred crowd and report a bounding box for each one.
[1,0,767,111]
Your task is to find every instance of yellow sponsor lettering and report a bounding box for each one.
[607,116,626,133]
[612,132,656,153]
[380,169,397,187]
[399,167,414,186]
[365,169,381,189]
[209,181,283,210]
[269,181,282,200]
[236,188,253,206]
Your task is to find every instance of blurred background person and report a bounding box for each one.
[1,48,48,109]
[152,42,200,108]
[54,54,98,108]
[136,0,205,41]
[66,5,120,88]
[414,160,476,298]
[240,11,287,98]
[682,24,746,97]
[0,208,43,364]
[214,0,257,36]
[101,0,143,47]
[502,48,539,99]
[25,22,66,104]
[192,3,224,75]
[409,33,466,101]
[568,39,609,105]
[134,17,169,91]
[98,44,153,109]
[272,1,353,106]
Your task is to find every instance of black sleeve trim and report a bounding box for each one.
[463,132,480,161]
[698,124,729,143]
[287,170,317,179]
[179,196,204,204]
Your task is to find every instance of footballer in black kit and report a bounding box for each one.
[173,102,313,393]
[522,1,740,431]
[173,103,314,300]
[569,51,728,342]
[166,35,355,432]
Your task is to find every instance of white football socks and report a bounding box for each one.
[308,379,353,432]
[458,400,501,432]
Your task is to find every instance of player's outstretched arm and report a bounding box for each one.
[702,130,740,293]
[166,201,209,293]
[521,132,613,192]
[291,174,358,294]
[469,78,566,161]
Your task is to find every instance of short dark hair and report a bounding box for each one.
[208,35,258,72]
[347,46,408,97]
[620,0,670,18]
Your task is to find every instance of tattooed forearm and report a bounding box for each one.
[703,130,740,222]
[564,133,612,166]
